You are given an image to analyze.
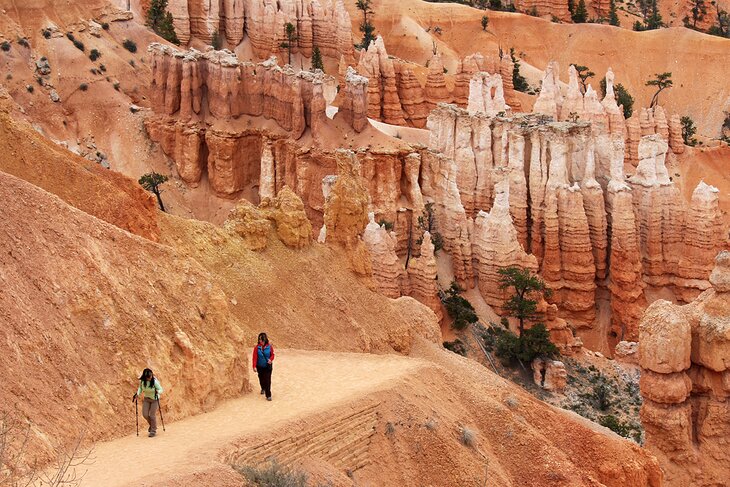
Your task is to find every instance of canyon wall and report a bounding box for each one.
[146,57,726,351]
[639,251,730,486]
[167,0,353,61]
[145,43,344,197]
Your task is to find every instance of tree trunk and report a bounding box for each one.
[153,189,166,212]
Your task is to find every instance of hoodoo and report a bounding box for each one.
[1,0,729,484]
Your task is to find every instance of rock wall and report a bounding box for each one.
[167,0,353,61]
[626,106,685,165]
[639,251,730,486]
[348,41,517,128]
[145,43,339,196]
[514,0,571,21]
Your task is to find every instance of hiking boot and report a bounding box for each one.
[266,396,272,401]
[148,431,156,437]
[260,389,265,395]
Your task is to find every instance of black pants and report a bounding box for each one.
[257,365,272,398]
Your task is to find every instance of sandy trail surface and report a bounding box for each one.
[78,350,424,486]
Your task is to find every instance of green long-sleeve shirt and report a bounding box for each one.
[136,378,163,399]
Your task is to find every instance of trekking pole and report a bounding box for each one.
[135,396,139,436]
[156,394,166,432]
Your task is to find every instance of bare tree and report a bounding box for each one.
[1,412,94,487]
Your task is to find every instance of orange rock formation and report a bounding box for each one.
[639,251,730,486]
[168,0,353,61]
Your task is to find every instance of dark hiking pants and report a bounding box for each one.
[257,365,273,398]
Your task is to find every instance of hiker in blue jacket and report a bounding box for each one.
[252,332,275,401]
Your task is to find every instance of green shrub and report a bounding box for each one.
[1,42,10,52]
[442,282,478,331]
[123,39,137,53]
[211,30,222,50]
[26,85,34,93]
[73,39,85,51]
[101,22,110,30]
[17,38,29,48]
[680,115,698,146]
[510,48,529,93]
[79,83,88,91]
[42,28,52,39]
[147,0,180,45]
[599,77,634,118]
[495,324,559,364]
[237,460,308,487]
[598,415,632,438]
[89,49,101,61]
[443,339,467,356]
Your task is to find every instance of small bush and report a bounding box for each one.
[99,64,106,72]
[460,426,476,448]
[36,76,44,86]
[73,39,85,51]
[128,59,136,67]
[101,22,110,30]
[17,38,29,48]
[5,73,11,80]
[442,282,478,331]
[237,460,308,487]
[443,338,467,356]
[79,83,88,91]
[89,49,101,61]
[680,115,698,146]
[26,85,34,93]
[123,39,137,53]
[1,41,11,52]
[113,82,120,91]
[42,28,52,39]
[66,32,75,41]
[495,324,559,364]
[598,415,632,438]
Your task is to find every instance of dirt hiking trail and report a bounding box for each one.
[78,350,425,486]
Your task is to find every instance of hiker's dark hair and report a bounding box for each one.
[257,332,269,345]
[139,368,155,388]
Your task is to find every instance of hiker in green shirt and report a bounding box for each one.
[132,368,163,437]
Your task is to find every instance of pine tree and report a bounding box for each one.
[609,0,620,26]
[311,46,324,72]
[510,48,529,93]
[572,0,588,22]
[356,0,376,49]
[646,72,673,108]
[279,22,297,65]
[690,0,707,28]
[147,0,180,45]
[139,172,169,212]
